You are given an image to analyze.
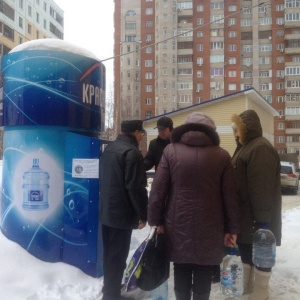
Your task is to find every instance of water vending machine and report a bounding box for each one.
[0,39,105,277]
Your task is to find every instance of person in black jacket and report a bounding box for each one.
[144,116,173,171]
[99,120,148,300]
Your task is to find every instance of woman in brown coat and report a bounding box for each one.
[148,112,239,300]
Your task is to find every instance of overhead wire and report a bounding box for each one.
[100,0,272,63]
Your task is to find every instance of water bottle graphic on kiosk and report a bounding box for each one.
[220,247,244,297]
[253,224,276,268]
[22,158,50,210]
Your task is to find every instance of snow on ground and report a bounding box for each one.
[0,203,299,299]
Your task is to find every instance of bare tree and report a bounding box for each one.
[100,83,115,141]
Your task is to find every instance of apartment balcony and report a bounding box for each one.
[286,128,300,134]
[177,49,193,55]
[286,141,300,148]
[286,99,300,106]
[285,47,300,54]
[285,33,300,40]
[284,20,300,29]
[177,35,193,42]
[177,9,193,16]
[285,115,300,121]
[286,87,300,94]
[286,61,300,67]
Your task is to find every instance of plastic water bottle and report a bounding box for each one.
[253,228,276,268]
[220,248,244,297]
[22,158,50,210]
[150,280,168,300]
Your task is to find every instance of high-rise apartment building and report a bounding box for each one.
[0,0,64,56]
[114,0,300,153]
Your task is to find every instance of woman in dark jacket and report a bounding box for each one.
[148,112,239,300]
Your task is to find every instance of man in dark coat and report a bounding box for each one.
[231,110,282,300]
[99,120,148,300]
[144,116,173,171]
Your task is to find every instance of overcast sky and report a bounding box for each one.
[54,0,115,88]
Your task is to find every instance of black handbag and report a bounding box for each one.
[137,228,170,291]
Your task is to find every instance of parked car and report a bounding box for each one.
[280,161,299,194]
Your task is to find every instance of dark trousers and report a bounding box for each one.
[238,243,272,272]
[102,224,132,300]
[174,263,214,297]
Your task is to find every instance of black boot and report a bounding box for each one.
[193,292,210,300]
[175,289,192,300]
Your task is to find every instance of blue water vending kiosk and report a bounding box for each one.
[0,39,105,277]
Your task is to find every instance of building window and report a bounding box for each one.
[277,82,284,89]
[243,71,252,78]
[178,68,192,75]
[178,82,193,90]
[197,18,203,25]
[145,46,152,54]
[44,19,47,29]
[146,34,152,42]
[146,8,153,15]
[211,42,224,50]
[229,5,237,12]
[264,95,272,103]
[210,55,224,63]
[259,17,272,25]
[19,0,24,9]
[259,71,270,77]
[197,70,203,77]
[211,2,224,10]
[197,44,203,51]
[179,95,192,103]
[228,18,236,26]
[36,30,39,39]
[163,81,167,89]
[145,85,153,92]
[145,60,153,67]
[211,29,224,37]
[211,15,224,24]
[277,56,284,63]
[228,57,237,64]
[145,111,152,118]
[277,96,285,102]
[36,12,40,23]
[241,19,252,26]
[126,10,136,16]
[229,31,237,38]
[146,21,153,28]
[228,71,237,77]
[44,1,47,11]
[229,84,237,90]
[28,24,32,34]
[211,68,224,76]
[259,44,272,51]
[145,72,152,79]
[19,37,23,44]
[259,57,271,64]
[197,5,204,11]
[228,44,237,51]
[197,31,203,38]
[196,83,203,91]
[19,17,23,28]
[146,98,152,105]
[259,83,270,91]
[277,136,285,143]
[126,22,136,30]
[278,123,285,130]
[276,4,284,11]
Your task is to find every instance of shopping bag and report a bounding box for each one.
[137,229,170,291]
[124,227,156,292]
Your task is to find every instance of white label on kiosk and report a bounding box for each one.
[72,159,99,178]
